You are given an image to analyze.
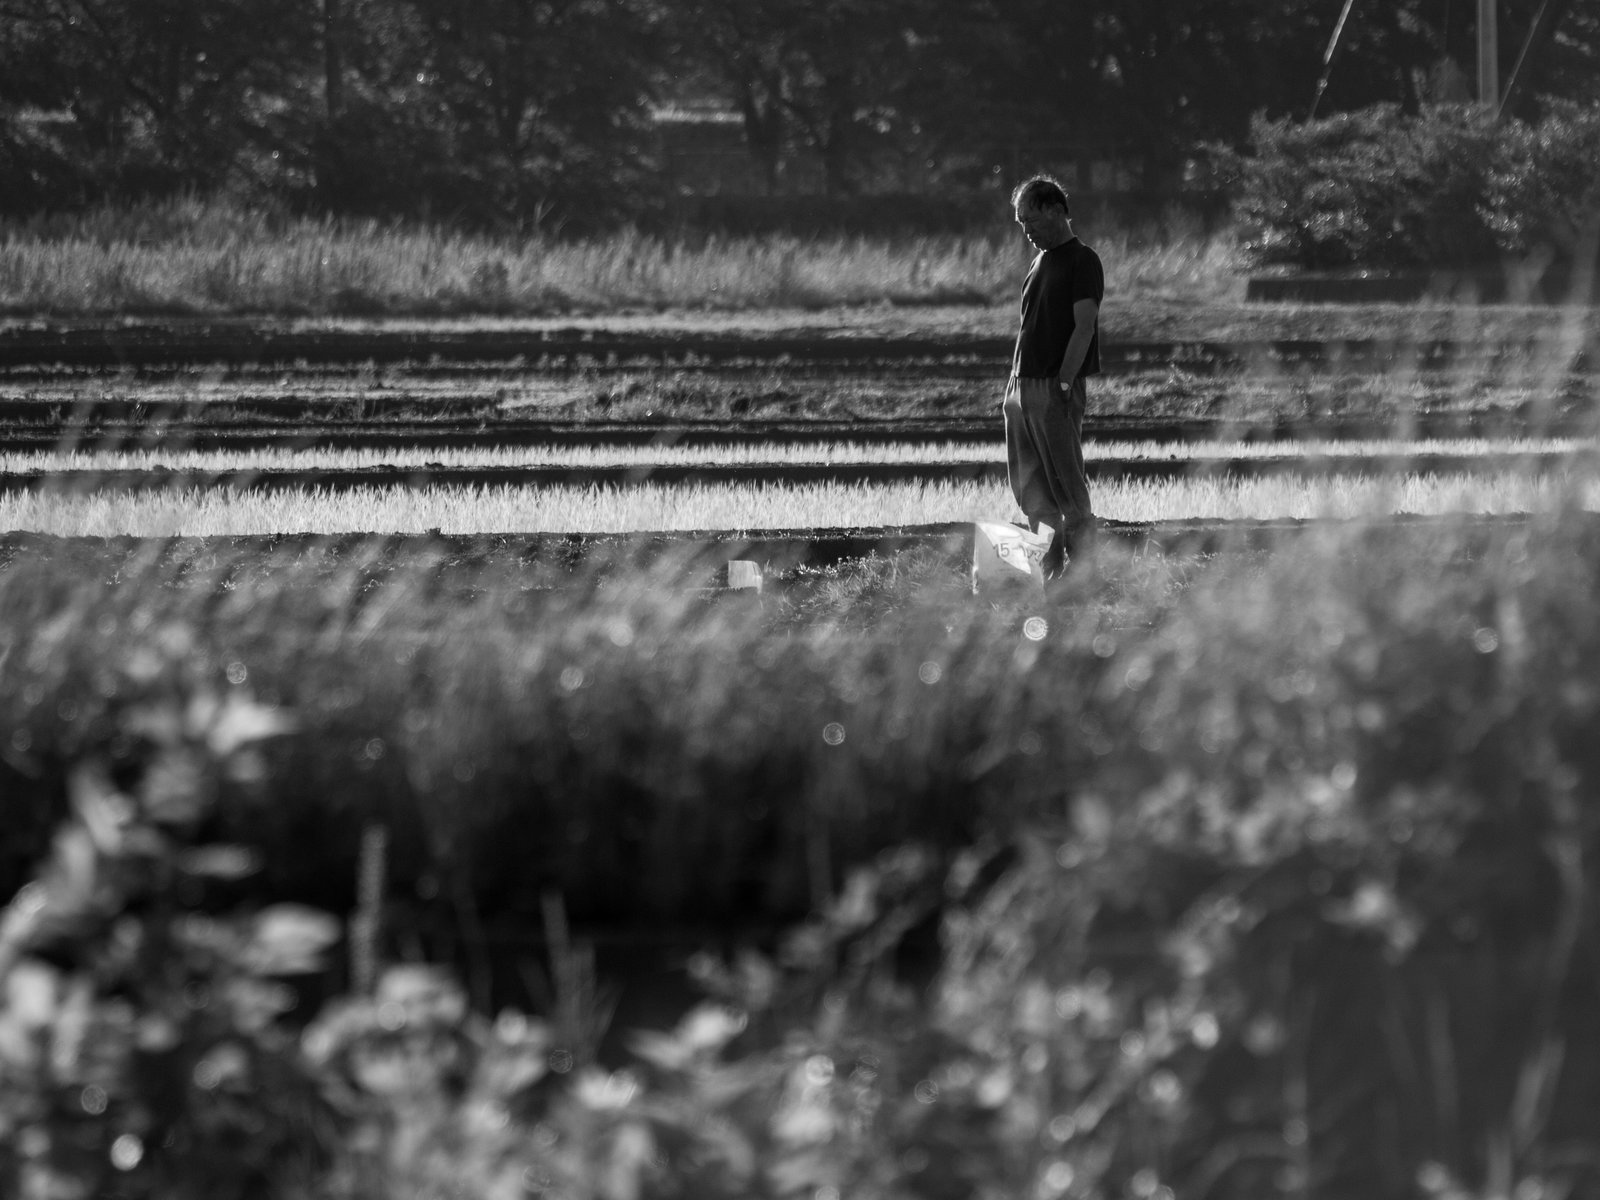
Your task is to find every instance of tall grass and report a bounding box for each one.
[0,196,1247,316]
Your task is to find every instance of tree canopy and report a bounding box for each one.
[1,0,1597,225]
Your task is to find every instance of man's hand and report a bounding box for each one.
[1059,298,1099,383]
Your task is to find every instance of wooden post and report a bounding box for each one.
[1478,0,1499,109]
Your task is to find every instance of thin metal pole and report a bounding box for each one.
[324,0,343,121]
[1308,0,1359,120]
[1478,0,1500,108]
[1499,0,1575,118]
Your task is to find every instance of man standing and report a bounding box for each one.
[1004,174,1104,579]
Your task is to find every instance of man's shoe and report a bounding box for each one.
[1042,529,1067,579]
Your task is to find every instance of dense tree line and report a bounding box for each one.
[1,0,1597,227]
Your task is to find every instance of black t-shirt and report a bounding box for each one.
[1012,237,1104,379]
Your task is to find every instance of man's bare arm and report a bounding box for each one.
[1058,298,1099,384]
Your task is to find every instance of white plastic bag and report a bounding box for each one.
[971,521,1050,597]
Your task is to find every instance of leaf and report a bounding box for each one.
[475,1042,550,1098]
[136,1014,181,1053]
[680,1058,770,1109]
[207,694,296,757]
[124,699,185,744]
[692,1111,759,1181]
[351,1043,423,1096]
[245,905,341,976]
[375,964,468,1025]
[576,1068,641,1111]
[223,979,298,1033]
[677,1003,747,1054]
[599,1120,655,1200]
[301,1000,376,1065]
[628,1029,692,1072]
[193,1041,252,1090]
[223,749,269,786]
[0,884,50,965]
[48,977,94,1078]
[5,958,61,1028]
[1073,794,1114,844]
[47,827,100,926]
[771,1087,834,1146]
[830,868,880,931]
[765,1147,841,1195]
[69,766,136,854]
[177,846,262,881]
[139,751,211,827]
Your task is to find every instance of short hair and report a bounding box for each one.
[1011,174,1070,216]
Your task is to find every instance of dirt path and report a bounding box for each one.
[0,511,1577,580]
[1,319,1589,374]
[4,300,1596,347]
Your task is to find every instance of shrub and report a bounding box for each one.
[1484,101,1600,258]
[1220,104,1507,268]
[1221,102,1600,270]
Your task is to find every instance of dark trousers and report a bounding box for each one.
[1002,374,1091,534]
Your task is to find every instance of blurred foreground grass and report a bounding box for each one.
[3,510,1600,1197]
[2,512,1594,922]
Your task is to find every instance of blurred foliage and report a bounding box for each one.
[1219,102,1600,269]
[0,671,334,1199]
[310,0,658,229]
[4,511,1600,1194]
[2,0,1599,225]
[0,0,655,230]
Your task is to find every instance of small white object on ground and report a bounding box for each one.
[726,560,763,592]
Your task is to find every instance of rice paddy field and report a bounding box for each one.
[2,472,1598,537]
[5,220,1600,1198]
